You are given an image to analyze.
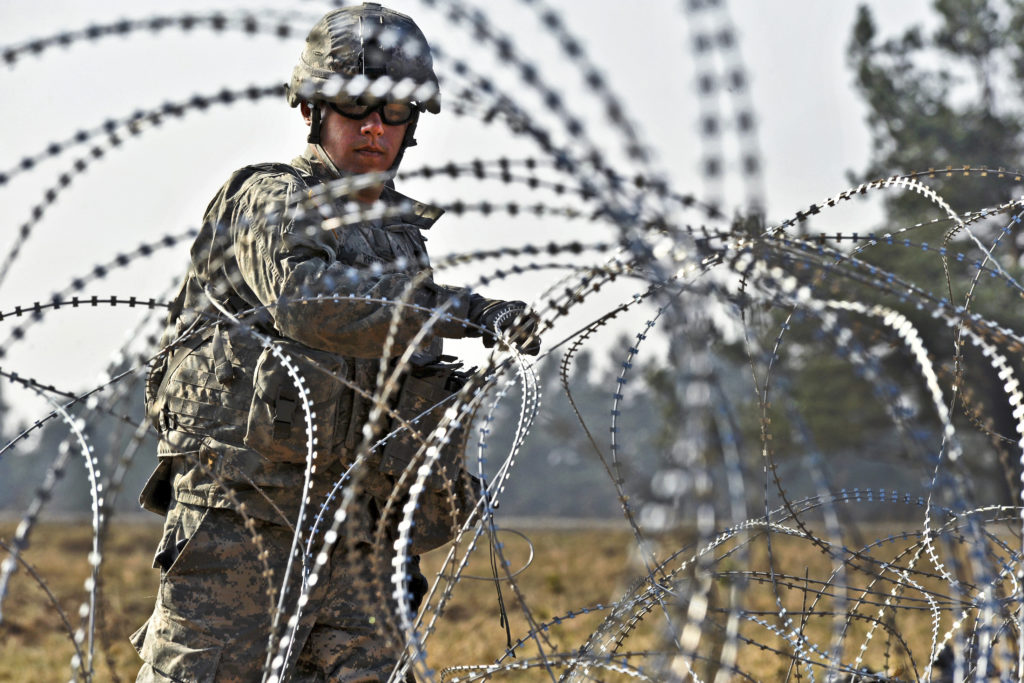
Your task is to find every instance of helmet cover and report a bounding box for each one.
[286,2,441,114]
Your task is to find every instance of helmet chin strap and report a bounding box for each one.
[388,109,420,172]
[306,102,346,178]
[307,102,323,144]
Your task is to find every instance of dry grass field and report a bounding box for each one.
[0,519,990,681]
[2,521,652,682]
[0,521,159,682]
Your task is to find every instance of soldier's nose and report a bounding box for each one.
[361,112,385,135]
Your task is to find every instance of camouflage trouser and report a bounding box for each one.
[132,501,420,682]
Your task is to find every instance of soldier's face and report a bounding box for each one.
[319,107,408,176]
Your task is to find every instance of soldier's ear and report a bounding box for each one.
[300,101,312,125]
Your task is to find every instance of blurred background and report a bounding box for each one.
[5,0,1022,524]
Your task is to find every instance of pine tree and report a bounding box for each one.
[845,0,1024,502]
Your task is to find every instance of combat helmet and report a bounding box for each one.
[286,3,441,168]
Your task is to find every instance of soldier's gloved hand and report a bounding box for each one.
[474,300,541,355]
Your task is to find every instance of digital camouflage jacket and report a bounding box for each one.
[141,146,480,548]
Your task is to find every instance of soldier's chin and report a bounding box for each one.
[354,154,391,173]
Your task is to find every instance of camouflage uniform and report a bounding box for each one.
[132,146,482,681]
[133,4,543,679]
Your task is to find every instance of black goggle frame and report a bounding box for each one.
[328,99,419,125]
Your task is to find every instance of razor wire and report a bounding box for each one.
[1,2,1023,682]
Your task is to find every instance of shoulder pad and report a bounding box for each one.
[220,163,314,201]
[229,162,317,187]
[385,188,445,229]
[239,162,312,184]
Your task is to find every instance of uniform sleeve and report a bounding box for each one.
[225,172,455,358]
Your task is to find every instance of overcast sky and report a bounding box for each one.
[0,0,932,421]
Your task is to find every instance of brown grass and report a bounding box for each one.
[418,524,660,681]
[0,521,158,682]
[0,520,1004,681]
[416,525,959,682]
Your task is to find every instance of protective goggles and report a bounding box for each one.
[329,99,418,125]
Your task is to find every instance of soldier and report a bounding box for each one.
[131,4,540,681]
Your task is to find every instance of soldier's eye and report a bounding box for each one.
[380,102,414,124]
[334,101,374,118]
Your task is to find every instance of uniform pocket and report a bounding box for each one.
[161,326,251,439]
[136,505,223,681]
[380,367,467,491]
[245,341,345,463]
[380,362,480,553]
[135,602,223,682]
[407,471,482,554]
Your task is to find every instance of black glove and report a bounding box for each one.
[473,300,541,355]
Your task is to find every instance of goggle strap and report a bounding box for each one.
[307,104,322,144]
